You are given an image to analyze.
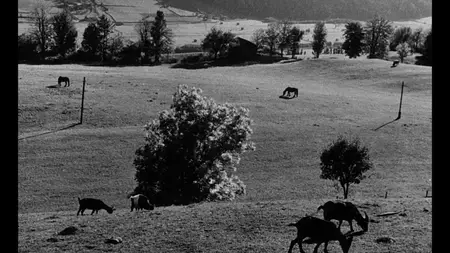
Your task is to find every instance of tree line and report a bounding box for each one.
[249,15,431,65]
[18,0,174,65]
[18,1,432,66]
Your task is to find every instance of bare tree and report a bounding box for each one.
[30,0,53,59]
[277,20,293,57]
[251,28,266,53]
[264,22,281,56]
[135,16,153,64]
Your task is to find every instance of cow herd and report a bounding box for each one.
[76,194,369,252]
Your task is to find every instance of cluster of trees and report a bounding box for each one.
[342,15,432,64]
[18,0,174,65]
[251,20,305,58]
[246,15,431,66]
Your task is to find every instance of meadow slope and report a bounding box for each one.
[18,57,431,252]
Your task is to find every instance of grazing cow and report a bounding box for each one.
[282,87,299,98]
[58,76,70,87]
[77,197,115,216]
[129,194,154,212]
[318,201,369,232]
[391,60,400,68]
[287,216,364,253]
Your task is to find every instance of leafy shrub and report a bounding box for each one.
[118,41,141,65]
[162,57,178,64]
[180,53,208,64]
[133,85,255,205]
[18,33,39,61]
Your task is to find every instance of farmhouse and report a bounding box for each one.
[228,37,258,61]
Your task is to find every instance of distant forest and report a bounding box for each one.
[159,0,431,21]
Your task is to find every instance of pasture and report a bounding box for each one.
[18,56,431,252]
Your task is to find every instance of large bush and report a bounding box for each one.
[201,27,235,59]
[133,85,255,205]
[18,33,39,61]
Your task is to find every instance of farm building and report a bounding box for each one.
[228,37,258,61]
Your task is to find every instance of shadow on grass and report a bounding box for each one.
[414,55,432,66]
[279,95,297,100]
[372,116,400,131]
[172,54,290,70]
[18,122,81,141]
[46,85,61,89]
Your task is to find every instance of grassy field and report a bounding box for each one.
[18,54,431,252]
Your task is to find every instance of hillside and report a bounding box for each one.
[18,0,431,23]
[18,57,431,252]
[160,0,432,22]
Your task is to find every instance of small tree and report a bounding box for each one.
[277,20,293,57]
[107,33,125,62]
[421,29,432,65]
[202,27,235,60]
[30,0,53,59]
[251,28,266,53]
[150,11,174,64]
[396,42,410,63]
[390,26,412,51]
[119,40,141,65]
[288,26,304,59]
[320,136,373,199]
[342,22,365,58]
[81,22,101,60]
[133,85,255,205]
[96,14,115,62]
[52,9,78,58]
[264,22,281,56]
[312,21,327,58]
[135,16,153,64]
[409,27,424,53]
[18,33,39,61]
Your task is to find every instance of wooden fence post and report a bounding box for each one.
[396,81,404,120]
[80,77,86,124]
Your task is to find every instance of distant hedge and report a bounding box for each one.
[174,44,203,53]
